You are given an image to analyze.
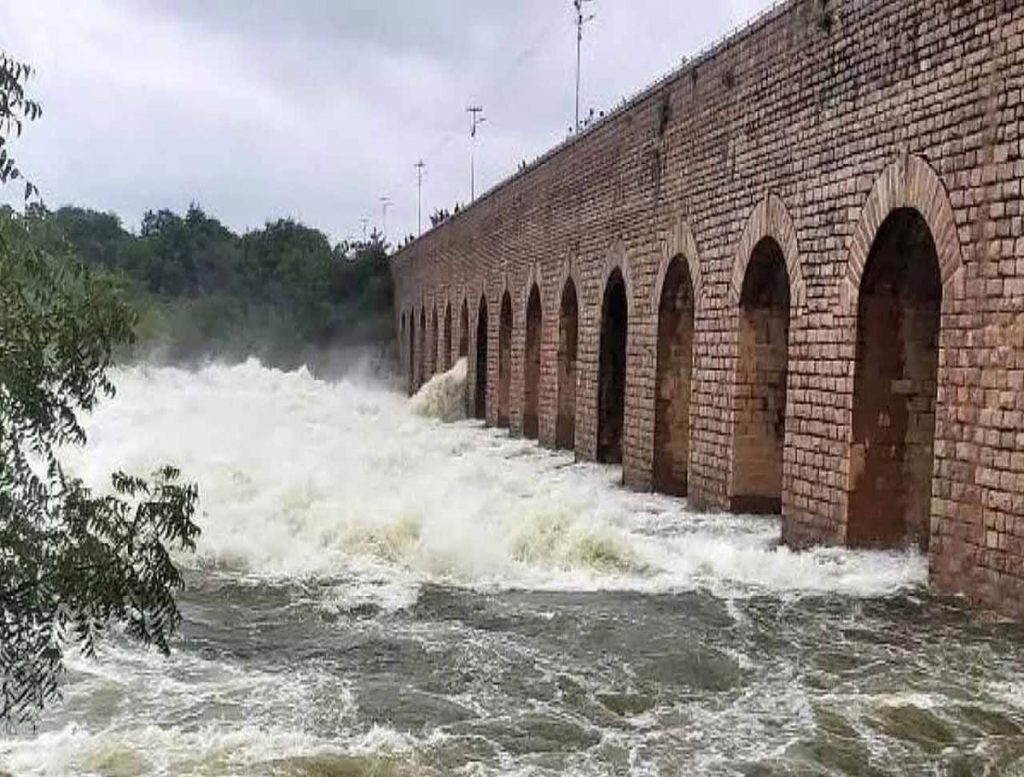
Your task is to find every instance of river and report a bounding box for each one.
[2,360,1023,775]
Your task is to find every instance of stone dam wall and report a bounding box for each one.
[390,0,1024,616]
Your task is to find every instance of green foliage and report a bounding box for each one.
[0,54,41,201]
[0,52,200,726]
[23,203,395,369]
[0,210,200,725]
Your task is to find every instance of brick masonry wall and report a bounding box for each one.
[391,0,1024,616]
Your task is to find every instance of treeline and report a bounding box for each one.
[3,203,395,370]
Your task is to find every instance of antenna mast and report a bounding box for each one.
[574,0,596,133]
[379,195,392,243]
[414,160,426,235]
[466,104,485,200]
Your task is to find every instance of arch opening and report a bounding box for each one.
[418,308,426,388]
[731,238,790,514]
[443,303,453,372]
[598,270,628,464]
[654,257,695,496]
[474,296,488,420]
[848,208,941,551]
[405,313,414,394]
[458,299,469,359]
[430,308,439,376]
[498,292,513,428]
[523,285,542,440]
[556,279,578,451]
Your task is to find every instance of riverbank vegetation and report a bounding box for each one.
[1,53,203,725]
[1,43,403,724]
[3,203,395,372]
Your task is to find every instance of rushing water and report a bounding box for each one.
[3,360,1024,776]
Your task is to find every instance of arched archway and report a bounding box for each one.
[523,285,542,439]
[498,291,513,428]
[654,257,695,496]
[443,302,453,372]
[418,308,426,387]
[405,312,414,394]
[430,307,439,376]
[556,279,578,451]
[731,238,790,514]
[474,296,488,420]
[458,299,469,360]
[598,269,628,464]
[848,209,941,550]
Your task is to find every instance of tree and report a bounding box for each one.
[1,59,396,373]
[0,53,40,201]
[0,54,200,725]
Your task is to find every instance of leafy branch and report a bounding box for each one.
[0,51,201,726]
[0,54,41,201]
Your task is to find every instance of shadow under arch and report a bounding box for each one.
[458,298,469,360]
[731,237,791,514]
[418,307,426,388]
[727,195,802,515]
[430,305,439,376]
[556,276,579,451]
[442,301,453,372]
[523,283,543,440]
[843,155,963,550]
[653,255,696,496]
[474,294,488,420]
[404,311,414,394]
[497,290,513,428]
[597,267,629,464]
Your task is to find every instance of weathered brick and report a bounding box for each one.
[391,0,1024,617]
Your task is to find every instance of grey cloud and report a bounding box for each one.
[1,0,773,243]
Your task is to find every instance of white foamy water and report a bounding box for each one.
[5,360,1024,777]
[60,359,926,604]
[409,356,469,422]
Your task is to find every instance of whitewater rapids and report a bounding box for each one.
[3,359,1023,776]
[60,358,921,600]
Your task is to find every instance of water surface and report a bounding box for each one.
[2,361,1023,776]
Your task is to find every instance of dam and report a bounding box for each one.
[391,0,1024,617]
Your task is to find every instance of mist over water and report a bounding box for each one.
[3,360,1024,775]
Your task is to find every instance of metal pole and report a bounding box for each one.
[575,2,581,132]
[573,0,595,133]
[415,160,426,235]
[379,195,391,243]
[466,105,484,200]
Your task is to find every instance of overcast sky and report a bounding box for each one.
[1,0,773,244]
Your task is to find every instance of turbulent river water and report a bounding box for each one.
[3,360,1024,776]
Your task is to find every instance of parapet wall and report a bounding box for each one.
[391,0,1024,616]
